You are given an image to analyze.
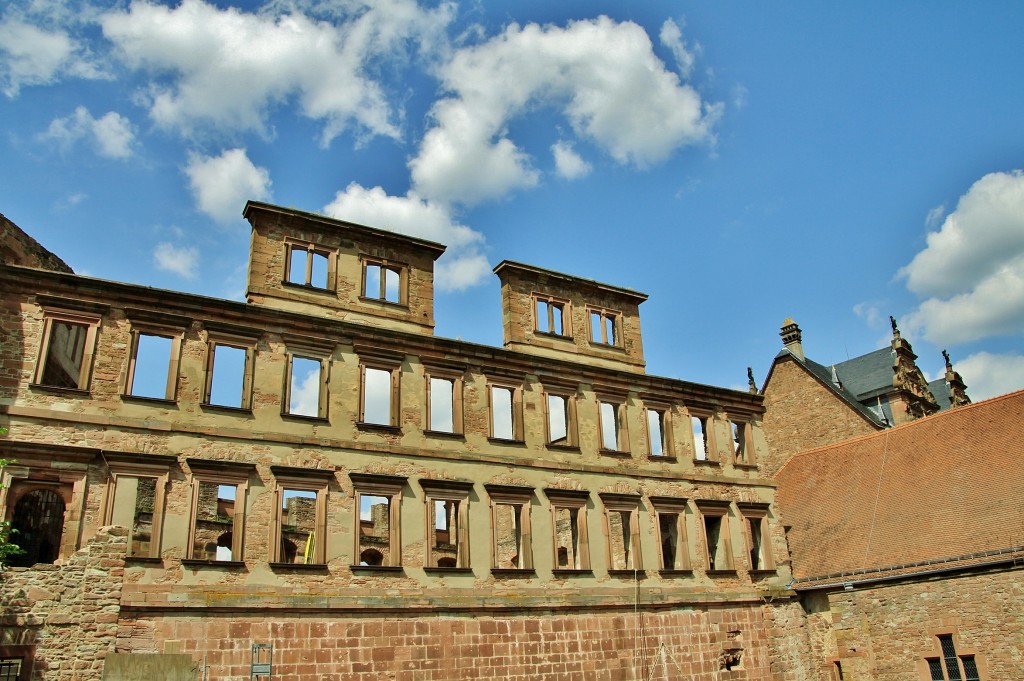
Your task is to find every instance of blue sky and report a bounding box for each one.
[3,0,1024,400]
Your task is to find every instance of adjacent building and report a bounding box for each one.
[0,203,805,680]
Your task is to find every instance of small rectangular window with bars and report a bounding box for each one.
[0,659,21,681]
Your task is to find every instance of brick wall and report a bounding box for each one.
[811,567,1024,680]
[0,526,127,680]
[118,604,786,681]
[760,359,877,477]
[0,215,72,273]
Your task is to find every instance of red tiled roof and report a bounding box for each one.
[775,389,1024,583]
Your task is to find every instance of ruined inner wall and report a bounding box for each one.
[760,360,877,477]
[807,567,1024,681]
[120,604,785,681]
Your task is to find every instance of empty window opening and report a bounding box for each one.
[0,659,21,681]
[608,510,633,570]
[589,310,618,346]
[702,512,733,570]
[692,416,710,460]
[207,343,248,408]
[491,386,515,440]
[647,409,666,456]
[732,420,752,463]
[659,512,680,569]
[287,356,322,417]
[41,320,88,388]
[535,299,565,335]
[747,515,772,570]
[287,244,330,288]
[429,499,461,567]
[832,661,844,681]
[548,395,569,444]
[193,482,237,561]
[554,507,580,569]
[10,488,66,567]
[364,262,401,303]
[109,476,158,557]
[359,495,391,565]
[494,503,525,569]
[127,333,175,399]
[429,377,455,432]
[362,367,393,425]
[599,402,621,451]
[279,489,317,564]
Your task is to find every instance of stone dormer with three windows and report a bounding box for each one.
[244,201,446,334]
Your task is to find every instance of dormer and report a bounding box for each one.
[244,201,445,334]
[493,260,647,372]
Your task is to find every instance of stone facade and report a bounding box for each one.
[0,204,808,680]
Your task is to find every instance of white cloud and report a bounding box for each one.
[551,141,591,180]
[153,242,199,279]
[410,15,720,206]
[41,106,135,158]
[853,301,883,328]
[323,183,489,291]
[658,18,697,78]
[185,148,271,224]
[731,83,749,110]
[955,351,1024,402]
[900,171,1024,344]
[924,203,945,230]
[0,16,102,96]
[101,0,453,144]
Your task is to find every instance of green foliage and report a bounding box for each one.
[0,456,23,568]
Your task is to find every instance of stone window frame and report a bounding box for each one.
[201,326,259,412]
[586,305,622,348]
[696,499,736,574]
[487,379,525,443]
[283,238,337,291]
[281,340,333,421]
[121,311,188,403]
[599,492,643,575]
[596,393,629,455]
[0,646,34,681]
[920,630,986,681]
[419,478,473,571]
[101,453,175,561]
[357,358,401,429]
[737,502,775,573]
[423,365,465,436]
[729,416,757,467]
[544,488,592,575]
[31,303,105,393]
[359,255,408,307]
[649,496,692,574]
[349,472,405,571]
[542,383,579,450]
[268,466,332,568]
[485,484,534,574]
[643,400,675,460]
[183,459,255,566]
[0,451,91,565]
[688,409,719,464]
[532,293,572,338]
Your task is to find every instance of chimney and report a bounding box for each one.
[780,318,804,360]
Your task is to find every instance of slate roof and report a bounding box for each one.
[775,389,1024,587]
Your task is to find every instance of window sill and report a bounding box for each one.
[424,429,465,440]
[608,569,646,579]
[356,422,401,433]
[706,569,738,576]
[587,341,626,353]
[181,559,247,569]
[121,394,177,406]
[534,330,574,342]
[281,412,330,424]
[490,568,536,578]
[28,383,90,396]
[693,458,721,466]
[423,567,473,575]
[599,449,632,458]
[350,565,405,575]
[269,562,328,571]
[488,436,525,446]
[734,462,759,470]
[124,556,164,566]
[648,455,677,463]
[658,569,694,577]
[199,403,253,416]
[547,443,581,452]
[552,569,593,577]
[281,281,335,295]
[357,296,408,310]
[749,568,778,577]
